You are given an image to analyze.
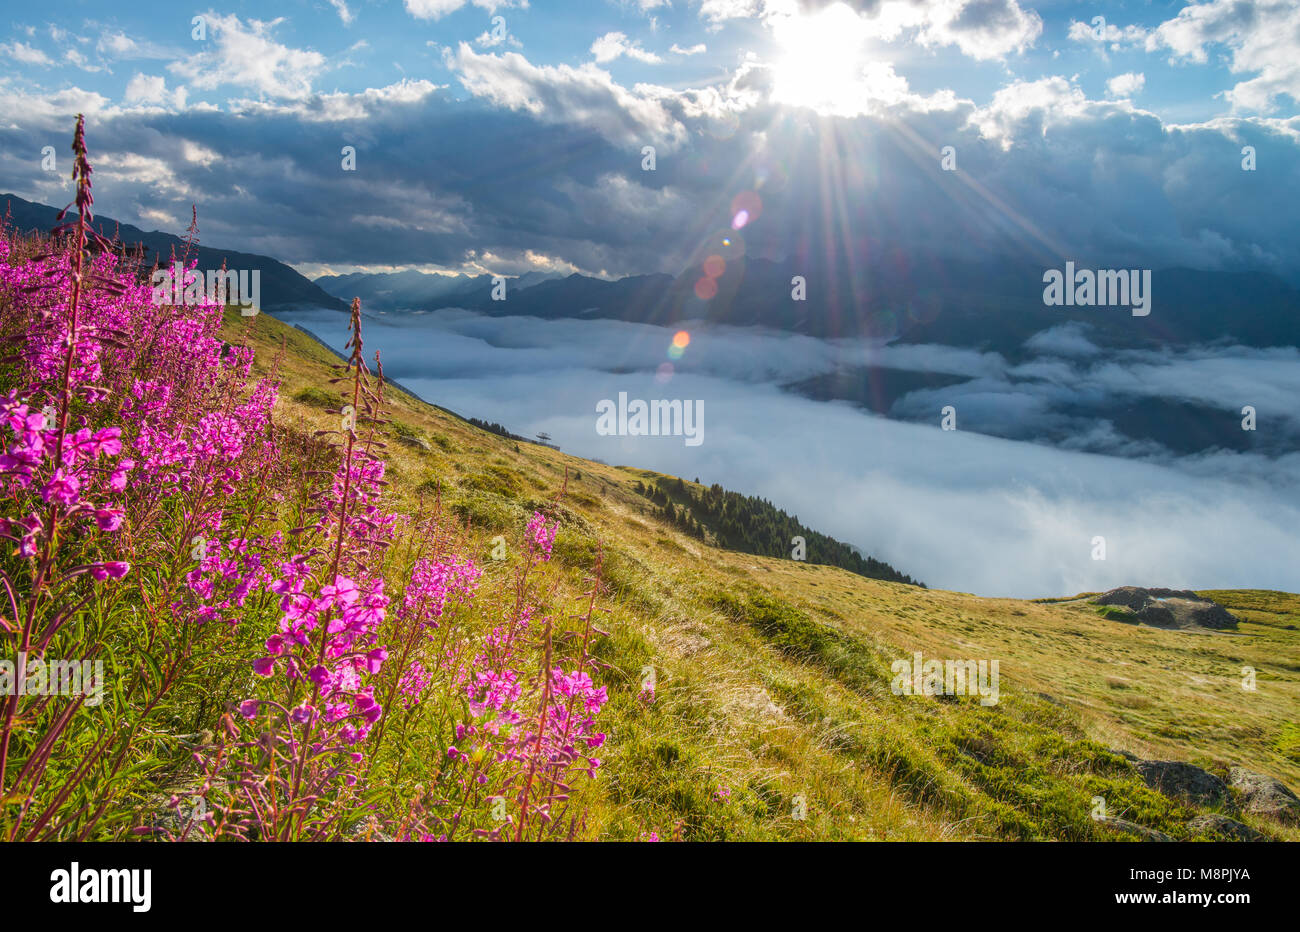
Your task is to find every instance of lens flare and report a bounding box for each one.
[703,255,726,278]
[730,191,762,229]
[672,330,690,348]
[694,277,718,300]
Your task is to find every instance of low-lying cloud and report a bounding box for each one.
[278,307,1300,598]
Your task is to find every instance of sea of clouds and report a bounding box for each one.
[278,307,1300,598]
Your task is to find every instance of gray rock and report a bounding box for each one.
[1091,587,1238,630]
[1186,814,1266,841]
[398,434,432,452]
[1133,759,1236,810]
[1099,817,1175,842]
[1228,767,1300,824]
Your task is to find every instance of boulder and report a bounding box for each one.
[1091,587,1238,630]
[1133,759,1236,810]
[1099,817,1174,842]
[1186,814,1266,841]
[397,434,432,452]
[1228,767,1300,824]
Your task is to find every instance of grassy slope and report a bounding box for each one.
[224,308,1300,841]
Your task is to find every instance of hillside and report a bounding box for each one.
[1,193,346,311]
[230,306,1300,841]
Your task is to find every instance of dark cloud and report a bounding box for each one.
[2,60,1300,283]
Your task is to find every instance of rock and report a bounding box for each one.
[1091,587,1238,630]
[1133,759,1236,810]
[1186,814,1266,841]
[1228,767,1300,824]
[1099,817,1174,842]
[397,434,431,452]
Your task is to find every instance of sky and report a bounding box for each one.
[0,1,1298,281]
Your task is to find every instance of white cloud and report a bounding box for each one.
[1148,0,1300,113]
[1023,323,1102,359]
[405,0,470,17]
[329,0,356,25]
[222,78,442,122]
[1,41,54,67]
[168,13,327,100]
[969,76,1087,144]
[404,0,528,19]
[591,31,663,64]
[124,73,187,109]
[916,0,1043,60]
[670,43,708,56]
[1106,72,1145,98]
[1067,18,1148,48]
[448,43,686,148]
[95,30,174,61]
[698,0,762,25]
[63,48,105,73]
[759,0,1041,62]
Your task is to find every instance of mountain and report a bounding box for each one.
[331,252,1300,356]
[314,268,563,310]
[1,193,346,311]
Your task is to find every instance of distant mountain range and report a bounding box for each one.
[1,193,346,311]
[315,251,1300,358]
[314,268,563,309]
[311,250,1300,460]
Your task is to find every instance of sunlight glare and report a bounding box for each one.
[771,3,873,117]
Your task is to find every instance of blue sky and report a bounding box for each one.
[1,1,1297,279]
[0,2,1247,112]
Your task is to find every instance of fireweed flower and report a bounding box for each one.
[0,140,610,842]
[526,511,558,561]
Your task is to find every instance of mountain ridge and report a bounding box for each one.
[1,192,346,311]
[316,255,1300,356]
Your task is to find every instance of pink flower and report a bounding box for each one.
[526,511,558,561]
[93,508,123,531]
[42,469,81,506]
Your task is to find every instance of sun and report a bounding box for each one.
[770,3,874,117]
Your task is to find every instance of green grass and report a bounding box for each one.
[221,307,1300,841]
